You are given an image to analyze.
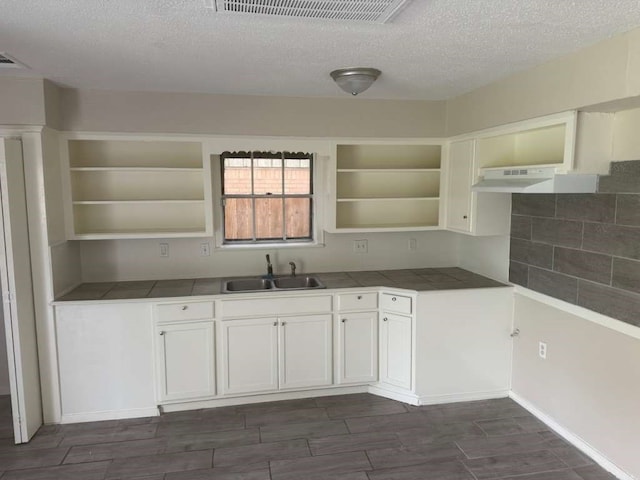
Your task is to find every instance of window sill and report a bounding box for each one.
[214,240,326,251]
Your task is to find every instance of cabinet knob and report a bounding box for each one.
[341,318,347,323]
[357,295,362,300]
[463,215,468,219]
[391,297,397,301]
[181,305,188,311]
[273,322,278,327]
[159,331,165,336]
[281,321,287,326]
[383,317,388,322]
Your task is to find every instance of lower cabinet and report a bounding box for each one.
[221,314,332,395]
[155,321,216,402]
[379,312,413,390]
[336,311,378,384]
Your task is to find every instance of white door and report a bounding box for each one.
[156,321,216,402]
[446,139,474,232]
[279,314,332,390]
[337,312,378,384]
[380,312,412,390]
[221,318,278,395]
[0,138,42,443]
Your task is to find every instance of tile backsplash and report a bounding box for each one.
[509,193,640,327]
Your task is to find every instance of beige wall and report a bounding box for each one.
[512,295,640,479]
[0,77,46,126]
[446,27,640,136]
[59,88,447,138]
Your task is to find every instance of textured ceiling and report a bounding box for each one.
[2,0,640,100]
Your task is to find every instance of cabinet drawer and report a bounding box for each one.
[337,292,378,311]
[156,301,214,322]
[380,293,412,314]
[221,295,332,318]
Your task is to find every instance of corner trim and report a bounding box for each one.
[509,391,634,480]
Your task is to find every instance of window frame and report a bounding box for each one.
[213,148,325,249]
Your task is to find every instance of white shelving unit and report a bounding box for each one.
[61,136,213,239]
[331,143,443,231]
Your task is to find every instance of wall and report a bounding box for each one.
[509,191,640,328]
[0,77,46,126]
[58,88,446,138]
[79,230,460,282]
[456,234,510,282]
[512,294,640,479]
[0,280,9,395]
[446,27,640,136]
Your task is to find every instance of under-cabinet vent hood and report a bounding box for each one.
[472,167,598,194]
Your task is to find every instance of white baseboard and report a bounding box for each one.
[509,392,635,480]
[60,407,159,424]
[368,384,420,405]
[418,389,510,406]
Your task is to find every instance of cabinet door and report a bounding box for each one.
[337,312,378,385]
[379,312,412,390]
[221,318,279,395]
[156,321,216,402]
[279,315,332,390]
[446,139,474,232]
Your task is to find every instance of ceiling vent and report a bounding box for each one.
[0,53,27,69]
[207,0,412,23]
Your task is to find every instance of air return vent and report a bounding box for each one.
[0,53,26,68]
[207,0,412,23]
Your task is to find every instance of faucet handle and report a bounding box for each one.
[289,261,297,277]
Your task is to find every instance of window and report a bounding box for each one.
[220,151,314,244]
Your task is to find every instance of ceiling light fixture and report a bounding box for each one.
[330,67,381,96]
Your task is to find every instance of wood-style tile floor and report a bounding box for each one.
[0,394,618,479]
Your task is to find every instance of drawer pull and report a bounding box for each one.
[282,321,287,326]
[392,297,397,301]
[357,295,362,300]
[181,306,188,311]
[273,322,277,326]
[383,317,388,322]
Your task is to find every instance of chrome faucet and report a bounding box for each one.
[289,261,297,277]
[266,254,274,278]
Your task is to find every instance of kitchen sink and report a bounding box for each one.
[221,275,325,293]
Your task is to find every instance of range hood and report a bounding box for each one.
[472,167,597,194]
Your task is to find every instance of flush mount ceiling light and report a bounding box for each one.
[330,67,382,96]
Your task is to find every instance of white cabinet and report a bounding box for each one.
[221,314,332,395]
[446,139,511,236]
[61,136,213,239]
[221,317,279,395]
[55,303,156,422]
[154,301,216,403]
[336,312,378,384]
[379,312,413,390]
[329,142,443,232]
[155,321,216,402]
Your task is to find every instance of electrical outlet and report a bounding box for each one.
[538,341,547,359]
[353,239,368,253]
[408,238,417,251]
[159,243,169,257]
[200,242,211,256]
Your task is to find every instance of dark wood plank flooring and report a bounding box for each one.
[0,394,618,479]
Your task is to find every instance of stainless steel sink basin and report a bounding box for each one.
[273,276,324,290]
[223,278,273,293]
[221,275,325,293]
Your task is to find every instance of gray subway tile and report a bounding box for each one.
[512,194,556,217]
[577,281,640,327]
[582,223,640,260]
[509,261,529,287]
[556,194,616,223]
[597,175,640,193]
[616,194,640,226]
[553,247,612,285]
[510,238,553,269]
[531,217,583,248]
[511,215,532,239]
[528,267,578,304]
[612,257,640,295]
[609,159,640,177]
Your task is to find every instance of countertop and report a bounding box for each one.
[56,268,508,302]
